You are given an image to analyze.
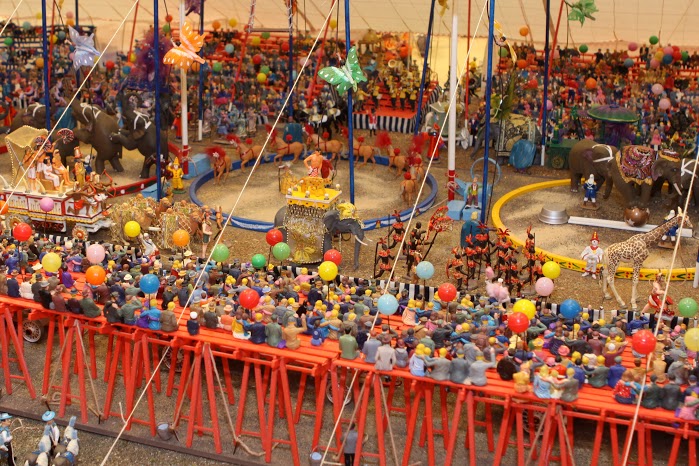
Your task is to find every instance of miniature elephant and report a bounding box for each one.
[568,139,614,198]
[70,100,125,174]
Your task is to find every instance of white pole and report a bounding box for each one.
[179,0,189,158]
[447,0,457,201]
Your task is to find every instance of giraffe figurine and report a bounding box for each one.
[602,208,694,310]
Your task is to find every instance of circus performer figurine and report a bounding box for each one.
[51,150,71,185]
[374,241,394,279]
[304,150,324,177]
[580,231,603,279]
[22,147,40,193]
[168,158,184,193]
[37,154,60,190]
[368,108,378,136]
[387,211,405,249]
[640,272,674,326]
[73,148,86,188]
[466,176,479,207]
[582,174,598,209]
[200,208,213,257]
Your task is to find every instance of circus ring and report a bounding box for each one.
[189,153,438,231]
[491,179,697,281]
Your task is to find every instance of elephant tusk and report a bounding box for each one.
[673,182,683,197]
[354,235,368,246]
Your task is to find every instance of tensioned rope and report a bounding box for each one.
[98,2,341,464]
[4,0,139,208]
[319,1,489,463]
[621,147,699,465]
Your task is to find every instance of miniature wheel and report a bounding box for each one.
[326,382,352,406]
[549,154,566,170]
[161,347,184,373]
[6,214,25,230]
[72,225,88,241]
[22,320,44,343]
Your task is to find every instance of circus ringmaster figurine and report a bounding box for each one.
[580,231,603,279]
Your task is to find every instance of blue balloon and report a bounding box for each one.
[416,261,435,280]
[559,299,582,319]
[225,43,234,54]
[662,54,673,65]
[624,58,634,68]
[378,294,399,316]
[139,273,160,294]
[57,30,66,40]
[122,65,131,75]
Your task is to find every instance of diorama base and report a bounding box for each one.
[580,201,600,211]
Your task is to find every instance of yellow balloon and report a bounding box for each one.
[251,36,261,46]
[318,260,338,281]
[50,34,57,44]
[686,328,699,352]
[542,261,561,280]
[129,52,137,63]
[512,299,536,320]
[65,18,75,26]
[228,18,238,28]
[35,12,42,19]
[124,220,141,238]
[329,19,338,29]
[42,252,62,273]
[35,57,44,68]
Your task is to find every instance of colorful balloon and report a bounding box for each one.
[624,58,634,68]
[162,23,171,34]
[323,249,342,265]
[212,20,221,30]
[211,244,230,262]
[272,242,291,260]
[329,19,338,29]
[225,43,234,54]
[265,228,284,246]
[650,58,660,69]
[579,44,588,53]
[585,77,596,90]
[139,274,160,294]
[228,18,238,27]
[508,312,530,333]
[261,32,271,40]
[378,294,399,315]
[85,265,106,285]
[659,98,671,110]
[318,261,339,281]
[124,221,140,237]
[415,261,435,280]
[631,330,657,355]
[534,277,554,297]
[172,229,190,247]
[41,252,62,273]
[86,244,106,264]
[0,200,8,215]
[685,328,699,352]
[678,298,699,318]
[651,83,664,95]
[251,36,261,46]
[13,222,33,241]
[662,54,673,65]
[239,288,260,310]
[39,197,54,212]
[519,26,529,37]
[212,62,222,72]
[559,299,582,319]
[252,54,262,65]
[627,42,638,51]
[250,254,266,269]
[542,261,561,279]
[516,59,527,69]
[649,35,659,45]
[256,72,267,84]
[437,283,457,302]
[513,299,536,320]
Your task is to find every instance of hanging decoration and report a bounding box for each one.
[185,0,204,16]
[163,22,205,70]
[437,0,448,16]
[68,26,101,69]
[318,46,367,96]
[565,0,598,25]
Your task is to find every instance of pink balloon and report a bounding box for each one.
[86,243,106,264]
[650,58,660,69]
[659,98,671,110]
[546,100,553,111]
[39,197,54,212]
[628,42,638,52]
[651,83,664,95]
[663,46,674,55]
[535,277,554,297]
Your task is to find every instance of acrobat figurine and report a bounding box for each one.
[580,231,603,279]
[304,150,324,177]
[466,176,479,207]
[582,174,599,209]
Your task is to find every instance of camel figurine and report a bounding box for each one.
[228,135,265,172]
[305,129,344,161]
[206,146,231,184]
[602,208,695,309]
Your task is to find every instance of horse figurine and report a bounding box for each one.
[206,146,231,184]
[227,135,265,172]
[305,126,344,161]
[272,135,306,164]
[388,147,408,176]
[340,127,378,167]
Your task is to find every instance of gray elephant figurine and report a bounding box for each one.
[109,92,167,179]
[273,205,367,270]
[70,100,125,174]
[652,153,697,210]
[568,139,614,198]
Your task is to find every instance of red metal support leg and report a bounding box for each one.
[0,306,35,398]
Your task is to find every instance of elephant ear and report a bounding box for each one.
[132,128,146,140]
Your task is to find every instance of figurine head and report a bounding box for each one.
[566,368,575,378]
[438,348,447,358]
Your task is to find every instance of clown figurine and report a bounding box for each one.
[580,231,603,279]
[168,158,184,193]
[466,176,479,207]
[582,174,598,209]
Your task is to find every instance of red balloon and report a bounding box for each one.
[508,312,530,333]
[13,222,33,242]
[105,60,115,70]
[266,228,284,246]
[437,283,457,302]
[252,54,262,65]
[672,51,682,61]
[323,249,342,265]
[239,289,260,310]
[281,42,290,52]
[631,330,657,355]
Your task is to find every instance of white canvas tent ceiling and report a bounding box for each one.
[2,0,699,58]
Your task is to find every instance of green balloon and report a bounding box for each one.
[212,61,223,72]
[251,253,266,269]
[498,48,509,58]
[272,242,290,261]
[162,23,171,34]
[261,65,270,75]
[211,244,230,262]
[261,31,271,40]
[679,297,699,318]
[4,37,13,46]
[578,44,588,53]
[682,51,690,61]
[649,35,659,45]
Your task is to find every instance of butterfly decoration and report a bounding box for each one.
[318,47,367,96]
[163,21,205,71]
[566,0,598,25]
[68,26,101,69]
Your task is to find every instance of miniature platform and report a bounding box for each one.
[285,176,341,209]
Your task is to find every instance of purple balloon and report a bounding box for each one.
[546,100,553,111]
[651,83,664,95]
[39,197,54,212]
[535,277,554,297]
[659,98,671,110]
[86,244,106,264]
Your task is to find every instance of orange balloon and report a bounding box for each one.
[212,20,221,30]
[172,229,190,247]
[0,200,8,215]
[85,265,106,286]
[519,26,529,37]
[516,59,527,69]
[191,61,200,72]
[585,77,597,90]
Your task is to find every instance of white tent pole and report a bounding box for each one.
[447,0,457,201]
[180,0,189,157]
